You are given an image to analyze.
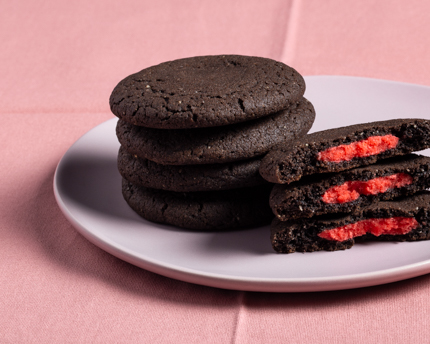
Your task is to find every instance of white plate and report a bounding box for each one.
[54,76,430,292]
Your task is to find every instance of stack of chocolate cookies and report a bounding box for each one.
[259,118,430,252]
[110,55,315,230]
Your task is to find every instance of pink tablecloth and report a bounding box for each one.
[2,0,430,342]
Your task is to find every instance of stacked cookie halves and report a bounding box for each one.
[110,55,316,230]
[259,119,430,252]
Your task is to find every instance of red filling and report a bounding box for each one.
[322,173,413,204]
[317,135,399,163]
[318,217,419,241]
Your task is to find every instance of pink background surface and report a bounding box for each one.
[2,0,430,342]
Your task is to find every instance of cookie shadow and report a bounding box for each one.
[203,225,275,255]
[55,153,135,220]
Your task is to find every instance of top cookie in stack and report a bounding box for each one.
[109,55,316,230]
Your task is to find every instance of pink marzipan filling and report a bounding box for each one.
[317,135,399,163]
[322,173,413,204]
[318,217,418,241]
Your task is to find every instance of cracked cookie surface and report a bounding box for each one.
[116,98,315,165]
[109,55,306,129]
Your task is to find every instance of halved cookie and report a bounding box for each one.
[260,118,430,184]
[271,191,430,253]
[270,154,430,220]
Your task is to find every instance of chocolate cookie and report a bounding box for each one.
[110,55,306,129]
[118,146,267,192]
[260,118,430,184]
[270,154,430,220]
[271,191,430,253]
[116,98,315,165]
[122,179,273,230]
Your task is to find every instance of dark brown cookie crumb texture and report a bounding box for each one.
[116,98,315,165]
[270,154,430,221]
[260,118,430,184]
[118,146,268,192]
[122,179,273,230]
[110,55,306,129]
[271,192,430,253]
